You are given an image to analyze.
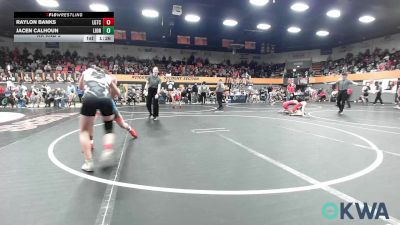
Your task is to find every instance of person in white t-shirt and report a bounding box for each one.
[166,80,176,108]
[199,81,209,105]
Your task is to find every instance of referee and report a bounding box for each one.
[335,73,360,114]
[216,79,225,110]
[144,67,162,120]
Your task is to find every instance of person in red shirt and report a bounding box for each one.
[318,89,326,102]
[282,100,298,113]
[287,84,296,100]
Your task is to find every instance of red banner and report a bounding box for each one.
[131,31,146,41]
[245,41,256,50]
[114,30,126,40]
[194,37,207,46]
[177,35,190,45]
[222,39,234,48]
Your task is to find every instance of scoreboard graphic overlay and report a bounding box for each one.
[14,12,114,43]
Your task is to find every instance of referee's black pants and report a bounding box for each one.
[216,92,223,109]
[146,87,159,117]
[337,90,348,112]
[373,92,383,104]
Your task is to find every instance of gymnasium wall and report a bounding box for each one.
[331,33,400,60]
[265,33,400,63]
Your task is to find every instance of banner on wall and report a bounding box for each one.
[5,71,400,86]
[115,30,127,40]
[363,79,398,93]
[131,31,146,41]
[245,41,256,50]
[283,78,295,85]
[298,77,309,85]
[194,37,207,46]
[177,35,190,45]
[114,75,283,85]
[222,39,234,48]
[283,77,308,85]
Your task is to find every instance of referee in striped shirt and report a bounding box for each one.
[335,73,360,114]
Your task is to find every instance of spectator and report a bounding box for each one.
[373,82,384,105]
[192,83,198,103]
[199,81,209,105]
[77,86,83,103]
[16,81,28,108]
[66,82,76,95]
[56,64,62,71]
[44,62,52,72]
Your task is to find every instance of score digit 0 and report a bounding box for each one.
[103,26,114,34]
[102,18,114,26]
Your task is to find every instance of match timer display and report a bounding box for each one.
[14,12,115,43]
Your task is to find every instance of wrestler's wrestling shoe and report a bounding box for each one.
[128,128,138,138]
[81,159,94,172]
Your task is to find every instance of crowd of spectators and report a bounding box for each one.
[0,47,399,82]
[0,80,82,108]
[0,47,156,78]
[164,55,285,78]
[317,48,400,75]
[0,47,287,80]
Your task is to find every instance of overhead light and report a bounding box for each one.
[327,9,341,18]
[223,19,238,27]
[36,0,59,8]
[249,0,269,6]
[359,15,375,23]
[290,2,309,12]
[287,26,301,33]
[316,30,329,37]
[89,3,109,12]
[257,23,271,30]
[142,9,159,18]
[185,14,200,23]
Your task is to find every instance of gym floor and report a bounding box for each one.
[0,103,399,225]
